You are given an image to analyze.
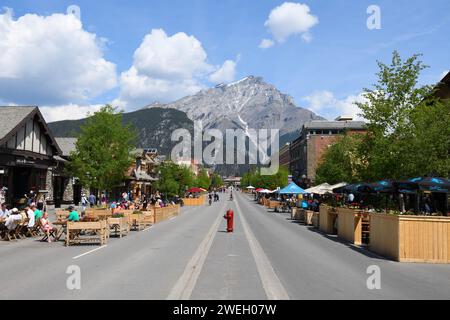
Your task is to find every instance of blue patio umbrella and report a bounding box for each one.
[333,183,365,194]
[395,177,450,193]
[278,182,306,194]
[357,180,394,193]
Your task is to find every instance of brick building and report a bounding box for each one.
[289,117,366,184]
[278,143,291,172]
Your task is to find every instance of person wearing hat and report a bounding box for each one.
[5,208,22,231]
[67,205,80,222]
[80,193,89,216]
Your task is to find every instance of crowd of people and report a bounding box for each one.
[0,201,81,242]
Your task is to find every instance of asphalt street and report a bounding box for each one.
[0,190,449,300]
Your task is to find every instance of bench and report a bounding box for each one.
[66,221,108,246]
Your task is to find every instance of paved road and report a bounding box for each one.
[1,191,449,300]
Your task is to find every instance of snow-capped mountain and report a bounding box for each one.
[146,76,322,135]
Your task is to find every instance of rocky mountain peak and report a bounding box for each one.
[147,75,322,135]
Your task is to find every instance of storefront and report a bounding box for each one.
[0,107,62,207]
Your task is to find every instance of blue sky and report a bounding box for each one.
[0,0,449,121]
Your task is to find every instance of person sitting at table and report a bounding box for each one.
[67,206,80,222]
[32,203,43,220]
[0,202,10,219]
[40,212,57,243]
[5,208,22,231]
[25,205,35,228]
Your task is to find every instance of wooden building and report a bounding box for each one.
[0,106,62,206]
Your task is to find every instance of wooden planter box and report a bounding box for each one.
[304,210,315,226]
[66,220,108,246]
[107,217,129,238]
[370,213,450,263]
[312,212,319,228]
[337,208,367,245]
[269,200,281,209]
[183,196,206,206]
[319,205,337,234]
[291,208,303,221]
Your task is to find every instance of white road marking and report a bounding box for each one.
[73,245,107,259]
[235,198,290,300]
[167,202,226,300]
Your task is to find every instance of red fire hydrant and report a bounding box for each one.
[223,209,234,233]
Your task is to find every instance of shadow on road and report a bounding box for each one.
[306,227,390,261]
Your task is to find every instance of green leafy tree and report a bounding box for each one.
[195,169,211,190]
[406,99,450,177]
[316,51,449,182]
[315,134,363,184]
[155,161,196,196]
[67,105,137,192]
[355,51,432,180]
[210,173,223,188]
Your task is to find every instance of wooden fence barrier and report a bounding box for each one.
[154,205,180,224]
[337,208,367,245]
[370,213,450,263]
[183,196,206,206]
[319,205,337,234]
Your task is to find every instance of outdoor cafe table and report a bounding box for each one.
[53,220,67,241]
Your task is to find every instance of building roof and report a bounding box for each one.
[433,71,450,100]
[0,106,36,141]
[55,137,77,157]
[0,106,62,155]
[303,120,366,130]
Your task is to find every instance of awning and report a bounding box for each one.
[278,182,306,194]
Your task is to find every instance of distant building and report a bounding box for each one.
[0,106,62,207]
[124,148,161,200]
[290,117,367,184]
[175,158,200,176]
[223,176,241,187]
[434,71,450,100]
[278,143,291,172]
[54,137,83,207]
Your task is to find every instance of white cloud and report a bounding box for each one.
[133,29,213,80]
[0,8,117,106]
[209,60,237,84]
[261,2,318,47]
[259,39,275,49]
[40,104,103,123]
[117,29,237,108]
[116,66,204,107]
[303,90,367,121]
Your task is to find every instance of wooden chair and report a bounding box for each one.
[14,218,29,239]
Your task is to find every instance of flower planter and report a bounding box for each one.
[370,213,450,263]
[269,200,281,209]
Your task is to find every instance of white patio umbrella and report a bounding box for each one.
[246,186,255,189]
